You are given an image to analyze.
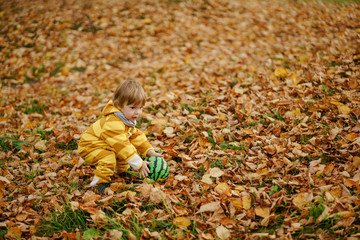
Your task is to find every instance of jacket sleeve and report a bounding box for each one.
[129,127,154,157]
[100,116,143,170]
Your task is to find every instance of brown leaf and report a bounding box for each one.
[209,168,224,178]
[292,192,313,209]
[149,187,165,204]
[198,201,222,213]
[216,225,231,240]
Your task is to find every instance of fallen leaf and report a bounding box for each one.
[5,226,22,239]
[353,156,360,167]
[216,225,231,240]
[34,140,47,151]
[209,168,224,178]
[274,68,289,78]
[214,182,231,196]
[242,195,252,210]
[198,201,222,213]
[255,207,270,218]
[293,192,313,209]
[173,217,191,229]
[339,105,351,115]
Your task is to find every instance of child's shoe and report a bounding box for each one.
[94,183,110,195]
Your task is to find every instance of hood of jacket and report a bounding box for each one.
[102,100,121,116]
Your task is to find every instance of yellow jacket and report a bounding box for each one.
[78,100,153,170]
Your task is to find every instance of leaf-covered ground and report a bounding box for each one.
[1,0,360,239]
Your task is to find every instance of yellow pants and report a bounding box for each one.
[82,149,130,185]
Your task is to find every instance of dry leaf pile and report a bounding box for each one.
[0,0,359,239]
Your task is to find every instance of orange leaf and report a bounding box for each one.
[6,226,22,239]
[346,133,358,141]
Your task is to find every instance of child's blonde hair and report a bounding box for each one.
[113,80,146,108]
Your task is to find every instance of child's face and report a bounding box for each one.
[121,103,143,121]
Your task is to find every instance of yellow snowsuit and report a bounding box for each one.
[78,100,153,185]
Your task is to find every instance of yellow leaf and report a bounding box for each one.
[143,18,152,24]
[242,195,251,210]
[218,114,227,121]
[24,121,38,129]
[330,101,344,106]
[214,183,231,196]
[290,73,301,85]
[235,185,245,192]
[255,207,270,218]
[327,69,335,75]
[274,68,288,78]
[151,118,167,126]
[119,190,136,197]
[346,132,358,142]
[72,111,82,119]
[269,74,279,84]
[173,217,191,229]
[339,105,351,115]
[285,108,303,119]
[231,200,243,210]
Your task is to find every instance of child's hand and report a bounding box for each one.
[147,149,163,158]
[139,161,152,178]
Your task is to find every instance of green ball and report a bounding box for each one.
[146,156,169,182]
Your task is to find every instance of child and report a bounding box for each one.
[78,80,162,194]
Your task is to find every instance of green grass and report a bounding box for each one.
[210,159,225,169]
[51,62,65,76]
[22,100,48,114]
[0,134,29,153]
[37,129,54,140]
[36,202,90,237]
[55,139,78,151]
[266,110,284,121]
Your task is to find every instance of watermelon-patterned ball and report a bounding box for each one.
[146,156,169,182]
